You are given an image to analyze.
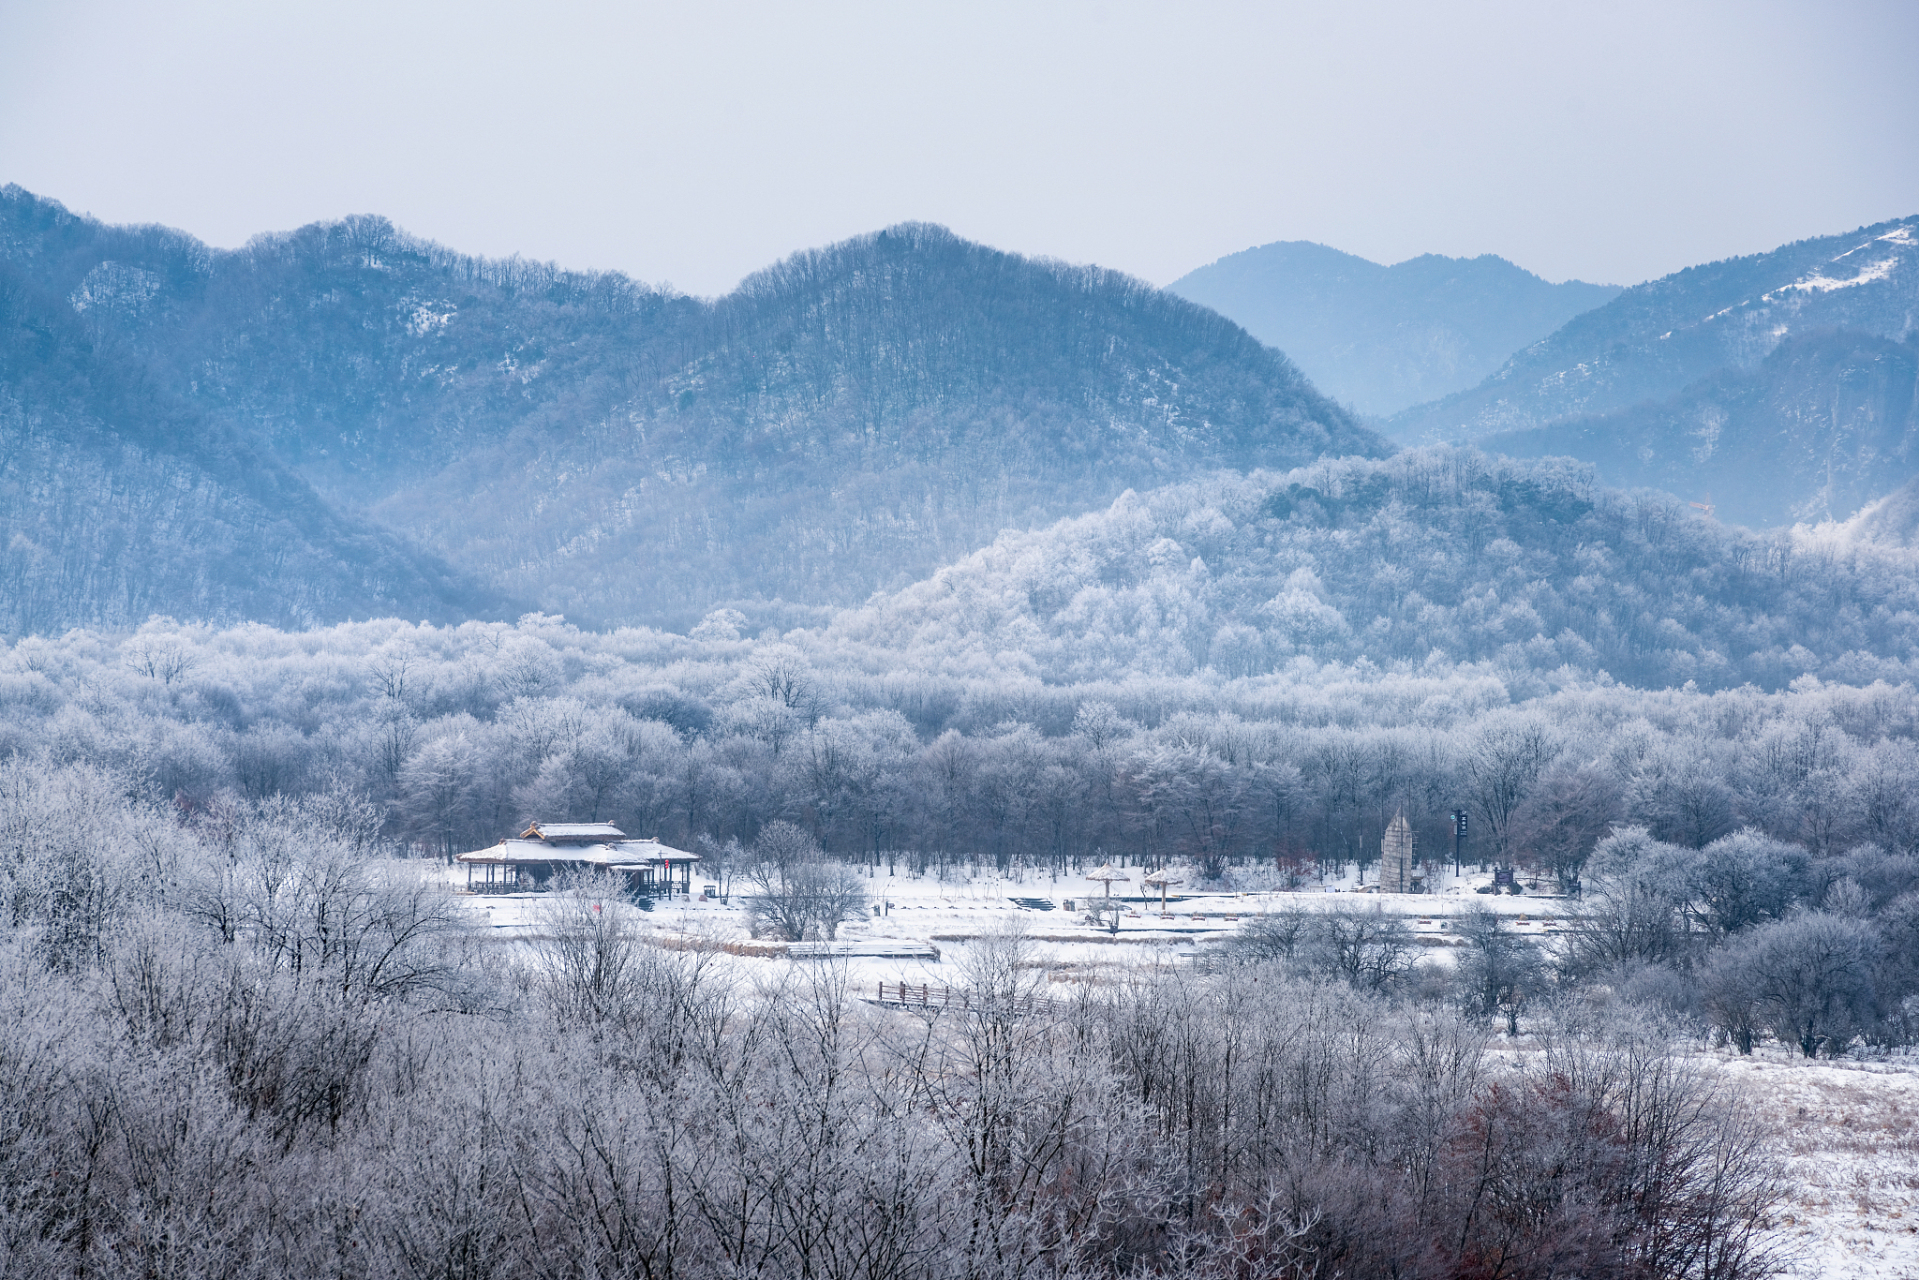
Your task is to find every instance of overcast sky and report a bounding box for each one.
[4,0,1916,297]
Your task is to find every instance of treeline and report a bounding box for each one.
[1231,826,1919,1056]
[9,586,1919,1061]
[5,611,1917,884]
[0,769,1783,1279]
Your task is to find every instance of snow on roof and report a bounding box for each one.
[607,838,700,864]
[458,836,698,866]
[522,821,627,842]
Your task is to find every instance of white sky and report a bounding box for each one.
[3,0,1916,297]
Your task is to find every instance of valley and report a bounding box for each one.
[3,184,1918,1280]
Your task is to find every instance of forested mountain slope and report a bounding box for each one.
[1169,241,1619,416]
[823,448,1919,691]
[1848,473,1919,547]
[396,224,1383,625]
[1391,216,1919,441]
[1386,216,1919,525]
[0,184,702,502]
[0,259,513,634]
[1482,329,1919,526]
[0,187,1381,631]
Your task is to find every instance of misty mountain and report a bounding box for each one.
[823,447,1919,691]
[0,187,1382,632]
[1385,216,1919,527]
[1446,218,1919,527]
[1167,241,1621,417]
[1392,216,1919,441]
[1482,329,1919,527]
[0,257,515,636]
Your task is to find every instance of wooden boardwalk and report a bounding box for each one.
[869,981,1061,1016]
[785,940,943,960]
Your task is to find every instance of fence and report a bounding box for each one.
[871,981,1061,1016]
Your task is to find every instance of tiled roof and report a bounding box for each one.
[458,837,698,866]
[523,821,627,841]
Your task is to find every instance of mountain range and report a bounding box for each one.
[1167,241,1621,417]
[1482,328,1918,527]
[0,187,1380,633]
[1394,216,1919,525]
[9,181,1919,644]
[0,253,508,635]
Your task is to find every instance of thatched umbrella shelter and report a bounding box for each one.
[1084,864,1131,900]
[1142,868,1183,912]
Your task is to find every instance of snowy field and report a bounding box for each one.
[444,860,1572,987]
[1711,1053,1919,1280]
[439,865,1918,1280]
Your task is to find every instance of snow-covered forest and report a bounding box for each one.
[8,449,1918,872]
[7,434,1919,1274]
[0,805,1789,1279]
[7,129,1919,1277]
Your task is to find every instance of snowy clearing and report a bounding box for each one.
[1712,1053,1919,1280]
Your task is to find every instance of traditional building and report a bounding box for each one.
[456,821,699,895]
[1379,810,1420,893]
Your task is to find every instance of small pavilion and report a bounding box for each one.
[456,821,699,895]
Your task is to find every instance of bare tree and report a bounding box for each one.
[532,871,653,1026]
[1727,911,1880,1057]
[1462,715,1559,864]
[1506,763,1619,893]
[1299,906,1418,992]
[1453,905,1544,1035]
[743,822,866,941]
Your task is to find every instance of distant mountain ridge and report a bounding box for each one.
[1392,217,1919,438]
[0,254,516,635]
[1483,329,1918,527]
[398,225,1383,624]
[0,187,1382,633]
[1396,215,1919,525]
[1168,241,1621,416]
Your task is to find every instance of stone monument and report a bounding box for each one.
[1380,810,1418,893]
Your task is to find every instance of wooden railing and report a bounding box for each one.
[872,981,1059,1016]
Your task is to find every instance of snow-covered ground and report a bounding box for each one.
[438,863,1917,1278]
[443,860,1568,987]
[1709,1051,1919,1280]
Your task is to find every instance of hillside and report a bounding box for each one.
[396,225,1384,625]
[1168,241,1620,416]
[0,188,1383,632]
[1848,474,1919,547]
[822,447,1919,691]
[1388,215,1919,524]
[0,257,514,635]
[1483,330,1919,527]
[1392,216,1919,440]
